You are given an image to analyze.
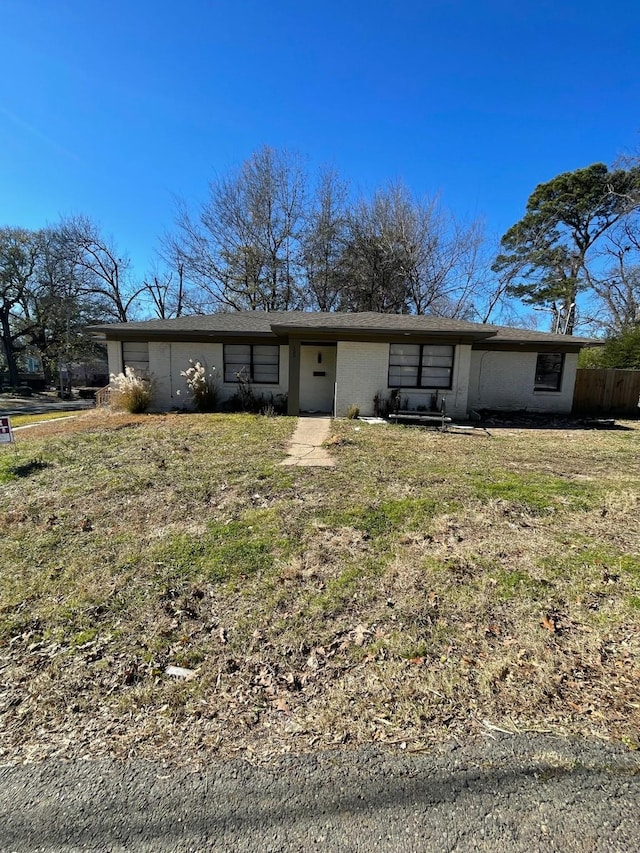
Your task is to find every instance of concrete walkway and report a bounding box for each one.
[280,417,335,467]
[12,416,80,431]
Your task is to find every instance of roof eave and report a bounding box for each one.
[270,323,497,342]
[90,328,278,342]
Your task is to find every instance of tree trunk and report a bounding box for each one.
[0,307,20,387]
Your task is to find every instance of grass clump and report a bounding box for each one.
[180,360,219,412]
[323,496,441,540]
[494,568,549,601]
[155,511,286,585]
[471,469,598,514]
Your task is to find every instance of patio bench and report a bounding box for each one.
[388,410,452,431]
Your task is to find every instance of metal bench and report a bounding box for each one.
[388,410,452,431]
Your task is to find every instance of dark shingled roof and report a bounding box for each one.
[90,311,280,335]
[90,310,497,335]
[88,310,599,346]
[269,312,497,334]
[485,326,597,345]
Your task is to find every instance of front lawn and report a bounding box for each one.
[1,411,638,764]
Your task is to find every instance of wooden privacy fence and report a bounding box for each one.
[572,369,640,416]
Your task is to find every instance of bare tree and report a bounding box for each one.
[169,150,499,319]
[171,146,307,312]
[407,212,491,319]
[141,247,186,319]
[338,183,493,318]
[338,184,416,313]
[589,218,640,333]
[58,215,143,321]
[0,226,118,384]
[300,168,349,311]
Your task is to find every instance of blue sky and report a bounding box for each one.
[1,0,639,279]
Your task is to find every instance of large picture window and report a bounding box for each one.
[534,353,564,391]
[388,344,454,389]
[224,344,279,384]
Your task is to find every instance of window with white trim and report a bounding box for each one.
[224,344,279,384]
[388,343,454,389]
[534,353,564,391]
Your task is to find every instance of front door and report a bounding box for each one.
[299,345,336,414]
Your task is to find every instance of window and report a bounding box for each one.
[534,353,564,391]
[122,341,149,377]
[388,344,454,389]
[224,344,279,384]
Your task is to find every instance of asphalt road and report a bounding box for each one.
[1,734,638,852]
[0,396,95,417]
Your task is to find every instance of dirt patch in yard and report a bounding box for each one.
[0,412,638,765]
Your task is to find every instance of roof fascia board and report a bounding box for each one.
[94,330,279,343]
[278,327,495,344]
[472,341,590,353]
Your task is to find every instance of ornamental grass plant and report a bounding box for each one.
[180,360,219,412]
[109,367,153,414]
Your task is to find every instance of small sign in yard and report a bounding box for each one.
[0,416,14,444]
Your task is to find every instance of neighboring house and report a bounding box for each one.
[0,353,46,391]
[69,359,109,388]
[89,311,599,418]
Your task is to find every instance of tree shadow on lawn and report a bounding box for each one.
[7,459,50,478]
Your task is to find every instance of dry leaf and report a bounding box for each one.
[352,624,370,646]
[541,614,556,633]
[273,695,290,713]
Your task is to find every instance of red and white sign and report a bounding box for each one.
[0,416,14,444]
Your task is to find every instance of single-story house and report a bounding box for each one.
[89,311,598,418]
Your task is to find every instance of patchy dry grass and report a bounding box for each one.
[0,411,639,765]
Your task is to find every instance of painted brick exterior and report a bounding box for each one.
[106,341,123,377]
[335,341,389,416]
[334,341,472,418]
[146,342,289,411]
[106,333,580,418]
[468,350,578,413]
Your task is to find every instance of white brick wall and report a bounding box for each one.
[468,350,578,413]
[334,342,471,418]
[148,342,172,409]
[335,341,389,416]
[147,342,289,411]
[106,341,123,377]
